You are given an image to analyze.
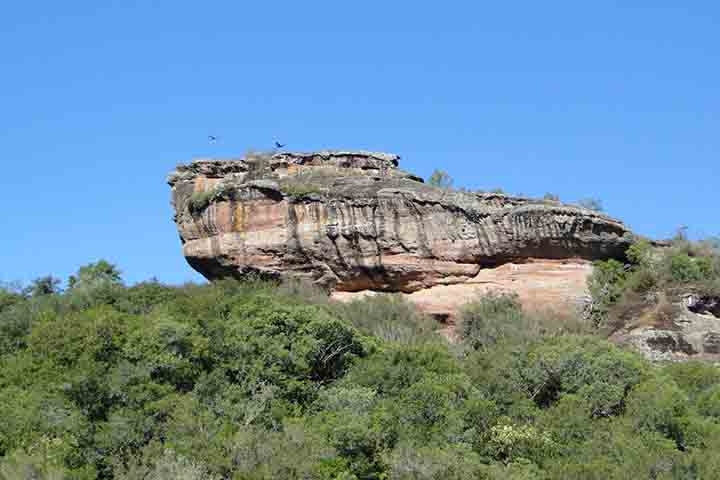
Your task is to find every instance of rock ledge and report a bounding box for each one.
[168,151,633,316]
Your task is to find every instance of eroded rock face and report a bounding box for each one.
[685,294,720,317]
[613,297,720,362]
[332,259,594,321]
[168,151,633,316]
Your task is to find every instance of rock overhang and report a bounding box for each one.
[168,150,634,315]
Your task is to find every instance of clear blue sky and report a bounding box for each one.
[1,1,718,286]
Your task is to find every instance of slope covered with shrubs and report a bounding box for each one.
[2,261,720,479]
[587,235,720,332]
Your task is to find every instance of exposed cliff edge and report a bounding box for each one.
[168,151,633,317]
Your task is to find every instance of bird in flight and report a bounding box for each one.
[274,141,285,149]
[208,135,218,142]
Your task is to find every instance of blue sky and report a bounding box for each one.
[1,1,718,286]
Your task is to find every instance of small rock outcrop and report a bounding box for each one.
[168,151,633,317]
[613,295,720,362]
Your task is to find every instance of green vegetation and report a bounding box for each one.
[577,198,603,212]
[23,276,62,297]
[277,169,340,197]
[188,190,215,214]
[459,292,525,349]
[244,151,272,181]
[3,260,720,478]
[458,292,589,350]
[427,170,453,189]
[336,294,439,345]
[279,182,322,197]
[188,185,236,215]
[0,283,23,313]
[588,236,720,330]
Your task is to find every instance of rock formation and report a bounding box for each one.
[168,151,634,319]
[612,294,720,362]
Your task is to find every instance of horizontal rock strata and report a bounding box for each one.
[168,151,633,317]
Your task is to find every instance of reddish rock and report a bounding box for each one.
[168,151,633,318]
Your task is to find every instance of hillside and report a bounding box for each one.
[2,268,720,479]
[167,151,720,360]
[0,154,718,478]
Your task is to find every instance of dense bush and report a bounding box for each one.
[458,292,589,349]
[426,170,453,189]
[187,186,237,216]
[278,170,336,197]
[188,190,214,215]
[459,292,525,349]
[0,285,22,312]
[577,198,603,212]
[334,294,439,345]
[3,260,720,478]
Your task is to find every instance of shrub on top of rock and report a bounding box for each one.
[588,236,720,330]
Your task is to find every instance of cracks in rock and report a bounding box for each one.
[172,156,633,293]
[391,203,412,254]
[401,194,433,258]
[369,203,383,266]
[285,203,313,268]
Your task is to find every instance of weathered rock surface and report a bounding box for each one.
[612,295,720,362]
[168,151,633,317]
[333,259,594,321]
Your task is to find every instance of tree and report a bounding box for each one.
[626,377,689,447]
[24,276,62,297]
[68,260,123,290]
[458,292,526,349]
[5,264,720,478]
[115,448,219,480]
[586,259,628,326]
[701,236,720,255]
[335,294,438,345]
[0,283,23,312]
[578,198,603,212]
[427,170,453,189]
[385,443,485,480]
[543,193,560,202]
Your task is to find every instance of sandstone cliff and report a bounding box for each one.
[168,151,633,318]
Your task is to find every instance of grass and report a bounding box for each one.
[188,190,214,214]
[187,184,235,215]
[278,170,338,197]
[280,183,322,197]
